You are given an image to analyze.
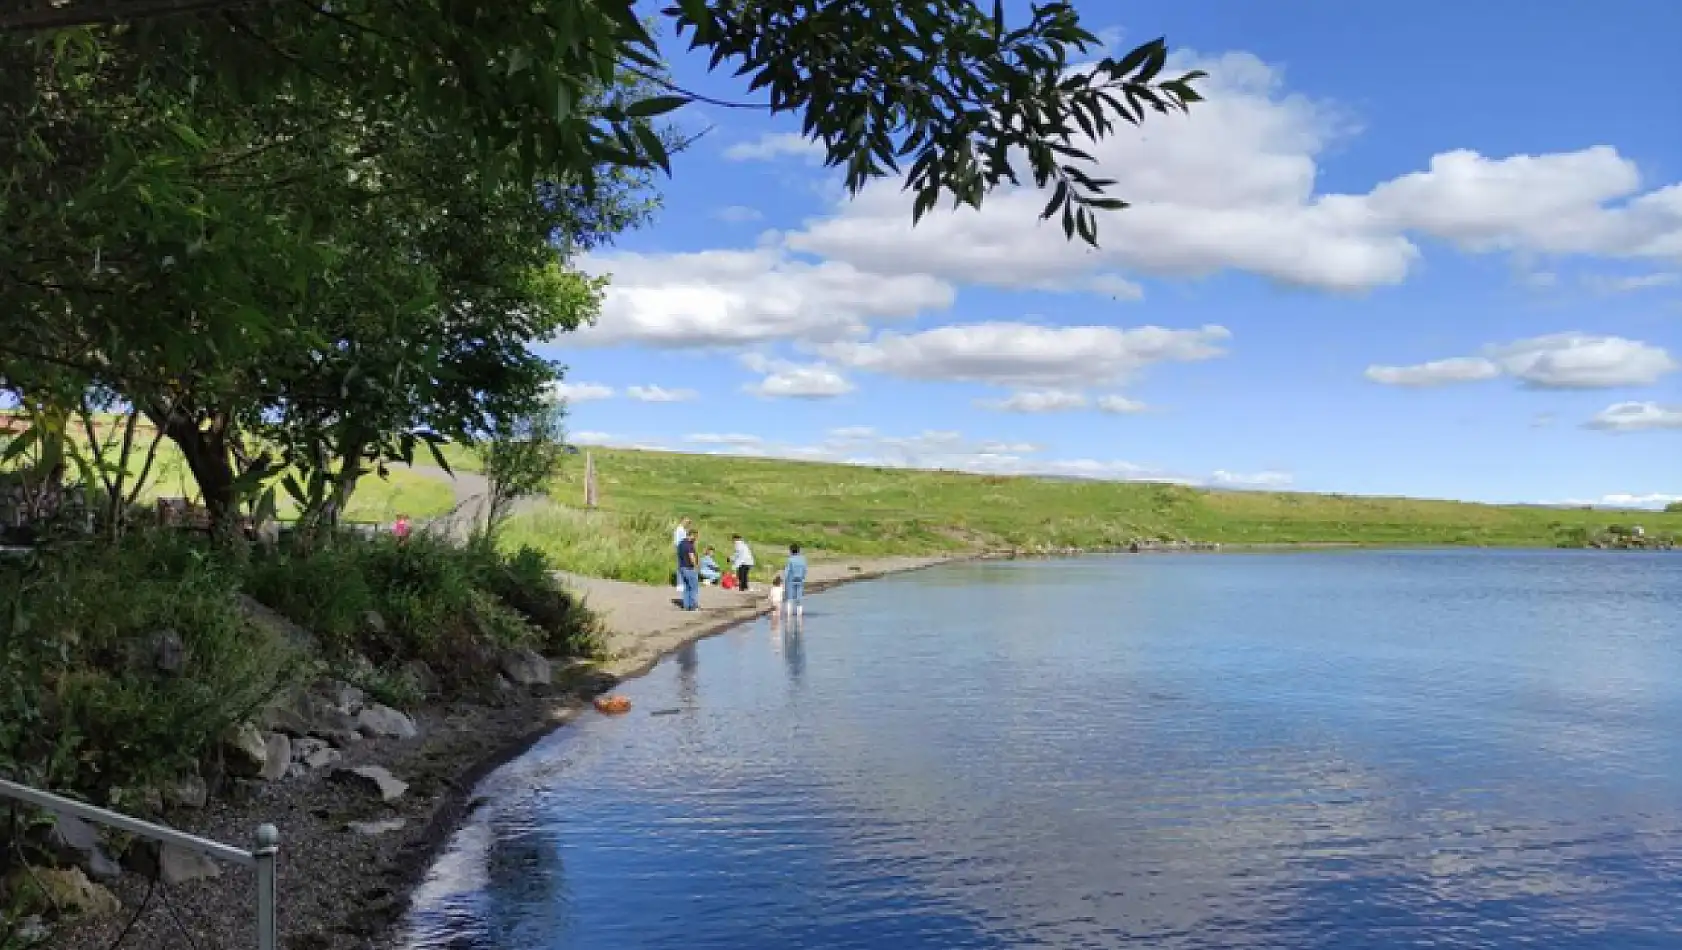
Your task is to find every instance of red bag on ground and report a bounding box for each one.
[721,573,738,590]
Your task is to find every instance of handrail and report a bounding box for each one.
[0,777,279,950]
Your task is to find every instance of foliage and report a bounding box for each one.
[0,531,300,802]
[502,448,1682,583]
[1667,501,1682,514]
[241,532,601,697]
[477,398,571,547]
[1,2,1203,246]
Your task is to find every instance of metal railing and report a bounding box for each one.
[0,777,278,950]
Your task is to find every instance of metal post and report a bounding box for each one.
[253,824,279,950]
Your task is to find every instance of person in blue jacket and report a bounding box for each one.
[783,543,808,618]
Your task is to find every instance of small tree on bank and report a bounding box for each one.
[477,400,569,549]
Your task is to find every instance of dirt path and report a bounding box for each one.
[559,555,957,678]
[404,465,552,540]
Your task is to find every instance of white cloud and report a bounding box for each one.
[1365,357,1502,387]
[828,322,1230,388]
[740,354,855,398]
[1583,272,1678,294]
[714,205,764,224]
[778,52,1682,295]
[625,385,697,403]
[1096,394,1149,414]
[1368,334,1676,390]
[574,248,953,348]
[555,425,1290,489]
[544,381,615,402]
[977,390,1089,413]
[569,430,617,445]
[685,433,764,447]
[1209,470,1295,489]
[1548,492,1682,509]
[1494,334,1676,389]
[722,132,826,163]
[1585,401,1682,432]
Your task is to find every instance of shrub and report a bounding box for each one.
[0,531,300,803]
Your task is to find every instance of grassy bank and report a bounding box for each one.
[502,448,1682,584]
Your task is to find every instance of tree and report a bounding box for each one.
[0,1,1205,244]
[477,400,570,549]
[1666,501,1681,514]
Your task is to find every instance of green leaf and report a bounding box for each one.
[625,95,690,118]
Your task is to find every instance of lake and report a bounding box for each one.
[400,550,1682,949]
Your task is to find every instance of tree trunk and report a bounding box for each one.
[152,406,239,540]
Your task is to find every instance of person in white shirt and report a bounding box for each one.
[672,518,692,593]
[730,534,755,591]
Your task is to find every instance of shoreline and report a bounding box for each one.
[51,553,955,950]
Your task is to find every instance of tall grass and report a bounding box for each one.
[501,448,1682,583]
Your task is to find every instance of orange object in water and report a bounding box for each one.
[593,694,632,715]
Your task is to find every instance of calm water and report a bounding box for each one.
[402,551,1682,949]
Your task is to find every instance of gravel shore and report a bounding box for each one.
[50,554,953,950]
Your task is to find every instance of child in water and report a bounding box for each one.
[767,573,785,612]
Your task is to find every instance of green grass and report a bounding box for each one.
[502,448,1682,583]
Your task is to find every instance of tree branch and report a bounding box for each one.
[0,0,277,32]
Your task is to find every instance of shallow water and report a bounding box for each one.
[401,551,1682,949]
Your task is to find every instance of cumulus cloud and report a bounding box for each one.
[1096,394,1150,414]
[685,433,765,447]
[1582,272,1678,294]
[977,390,1089,413]
[722,132,826,163]
[626,385,697,403]
[1368,334,1676,390]
[573,248,953,348]
[828,322,1230,389]
[714,205,764,224]
[779,52,1682,294]
[1547,492,1682,509]
[1364,357,1502,387]
[1584,401,1682,432]
[740,354,855,398]
[544,381,615,402]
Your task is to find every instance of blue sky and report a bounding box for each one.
[538,0,1682,508]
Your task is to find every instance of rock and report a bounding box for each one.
[151,629,185,675]
[46,813,121,882]
[223,721,268,777]
[332,765,407,802]
[258,733,292,782]
[8,866,122,918]
[355,703,418,740]
[14,915,49,945]
[292,737,342,770]
[499,648,552,687]
[314,680,365,715]
[159,844,221,885]
[401,659,440,697]
[164,774,209,809]
[363,610,387,635]
[345,818,406,836]
[319,728,362,749]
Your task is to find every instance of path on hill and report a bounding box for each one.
[405,465,555,541]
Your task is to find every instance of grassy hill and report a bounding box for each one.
[495,448,1682,584]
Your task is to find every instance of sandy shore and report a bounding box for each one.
[562,554,954,679]
[50,554,954,950]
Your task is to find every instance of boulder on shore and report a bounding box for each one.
[499,647,552,687]
[355,703,418,739]
[222,722,268,777]
[332,765,408,802]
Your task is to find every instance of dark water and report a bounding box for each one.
[401,551,1682,949]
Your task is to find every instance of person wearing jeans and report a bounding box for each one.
[677,531,700,611]
[731,534,755,591]
[783,543,808,617]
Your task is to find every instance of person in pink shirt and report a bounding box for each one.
[392,513,411,541]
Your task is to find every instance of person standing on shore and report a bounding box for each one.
[677,529,700,610]
[672,517,692,593]
[783,543,808,618]
[731,534,755,591]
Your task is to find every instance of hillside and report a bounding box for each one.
[491,448,1682,584]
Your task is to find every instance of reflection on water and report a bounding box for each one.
[403,551,1682,949]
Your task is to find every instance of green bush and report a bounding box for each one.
[0,531,299,803]
[242,531,600,698]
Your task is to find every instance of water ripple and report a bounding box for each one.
[404,551,1682,950]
